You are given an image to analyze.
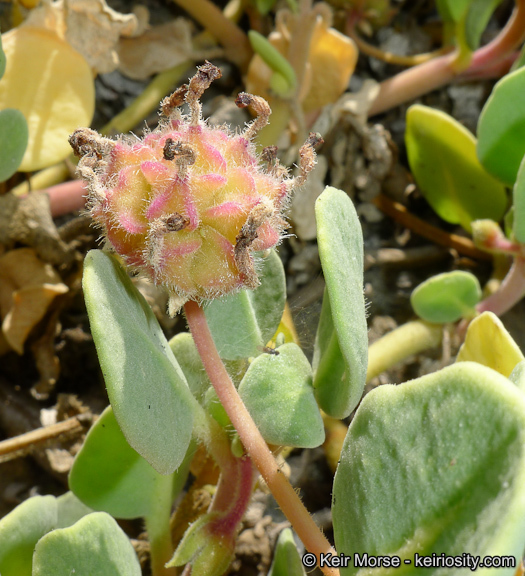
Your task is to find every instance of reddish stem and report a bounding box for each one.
[368,0,525,116]
[209,456,256,534]
[184,300,339,576]
[477,256,525,316]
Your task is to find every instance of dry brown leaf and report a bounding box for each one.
[118,19,193,81]
[24,0,140,74]
[0,192,74,266]
[0,248,68,355]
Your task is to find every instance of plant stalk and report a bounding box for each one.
[367,320,443,382]
[184,300,339,576]
[477,256,525,317]
[368,0,525,116]
[170,0,251,70]
[145,473,178,576]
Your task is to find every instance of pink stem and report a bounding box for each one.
[209,456,256,534]
[369,0,525,116]
[31,179,87,218]
[183,300,339,576]
[477,256,525,316]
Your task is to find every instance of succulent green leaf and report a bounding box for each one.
[477,67,525,186]
[268,528,306,576]
[411,270,481,323]
[82,250,195,475]
[0,495,57,576]
[510,43,525,72]
[204,387,232,429]
[69,405,178,519]
[32,512,141,576]
[435,0,471,22]
[255,0,279,16]
[406,105,507,230]
[513,155,525,243]
[56,492,93,529]
[239,343,324,448]
[312,288,348,414]
[205,249,286,360]
[465,0,504,50]
[0,108,28,182]
[313,186,367,418]
[509,360,525,395]
[333,362,525,576]
[169,332,210,401]
[248,30,296,96]
[456,311,524,377]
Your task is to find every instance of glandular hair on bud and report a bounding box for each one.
[71,62,322,313]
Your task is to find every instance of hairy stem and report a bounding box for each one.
[184,300,339,576]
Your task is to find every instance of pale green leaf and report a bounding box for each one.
[333,362,525,576]
[239,343,324,448]
[205,249,286,360]
[411,271,481,323]
[83,250,195,475]
[32,512,141,576]
[313,186,367,419]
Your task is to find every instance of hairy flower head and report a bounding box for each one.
[70,62,321,312]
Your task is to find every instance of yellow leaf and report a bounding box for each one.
[246,17,357,114]
[0,248,68,355]
[302,23,357,113]
[3,283,68,354]
[456,312,524,377]
[0,26,94,172]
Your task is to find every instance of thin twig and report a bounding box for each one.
[373,194,492,261]
[0,417,87,463]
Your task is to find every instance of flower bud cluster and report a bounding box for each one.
[70,62,321,311]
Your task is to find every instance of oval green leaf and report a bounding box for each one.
[69,405,175,519]
[313,186,367,419]
[465,0,504,50]
[239,343,324,448]
[435,0,471,22]
[205,249,286,360]
[406,104,507,230]
[268,528,306,576]
[0,495,57,576]
[56,492,93,529]
[169,332,210,401]
[477,67,525,186]
[0,108,28,182]
[512,154,525,242]
[333,362,525,576]
[82,250,195,475]
[33,512,141,576]
[411,270,481,323]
